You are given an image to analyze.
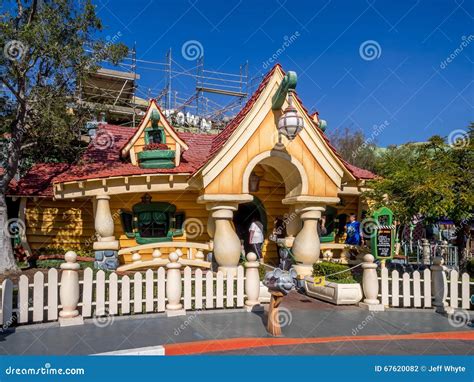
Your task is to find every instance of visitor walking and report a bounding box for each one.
[345,214,362,246]
[249,217,264,261]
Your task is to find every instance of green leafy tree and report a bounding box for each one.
[364,126,473,261]
[0,0,128,272]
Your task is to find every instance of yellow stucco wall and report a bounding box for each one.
[204,110,339,197]
[109,191,209,262]
[25,198,95,252]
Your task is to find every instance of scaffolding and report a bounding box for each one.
[79,45,250,130]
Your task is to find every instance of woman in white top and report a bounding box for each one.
[249,218,264,261]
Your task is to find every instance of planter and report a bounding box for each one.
[304,277,362,305]
[259,281,271,303]
[138,150,175,169]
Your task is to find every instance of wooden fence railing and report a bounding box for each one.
[0,251,262,328]
[378,268,472,309]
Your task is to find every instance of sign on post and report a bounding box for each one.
[370,207,395,260]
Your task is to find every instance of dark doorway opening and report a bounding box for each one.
[233,196,267,255]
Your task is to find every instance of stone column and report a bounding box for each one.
[59,251,84,326]
[93,195,119,270]
[291,204,325,277]
[198,194,253,276]
[359,254,384,311]
[431,256,454,314]
[244,252,262,311]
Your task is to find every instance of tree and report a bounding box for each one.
[363,126,473,263]
[0,0,128,272]
[327,126,378,172]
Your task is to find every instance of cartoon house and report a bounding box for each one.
[10,65,375,277]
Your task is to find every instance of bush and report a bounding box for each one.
[258,264,267,281]
[312,261,358,284]
[467,258,474,278]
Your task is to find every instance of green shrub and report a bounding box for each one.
[258,264,267,281]
[312,261,358,284]
[467,258,474,278]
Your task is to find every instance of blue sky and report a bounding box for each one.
[94,0,473,146]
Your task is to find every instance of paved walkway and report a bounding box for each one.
[1,292,472,355]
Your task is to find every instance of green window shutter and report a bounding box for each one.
[119,209,135,238]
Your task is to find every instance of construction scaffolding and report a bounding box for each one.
[79,45,250,131]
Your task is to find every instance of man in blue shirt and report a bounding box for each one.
[345,214,362,245]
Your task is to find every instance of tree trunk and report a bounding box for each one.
[0,193,19,273]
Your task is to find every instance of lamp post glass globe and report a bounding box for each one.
[277,92,304,140]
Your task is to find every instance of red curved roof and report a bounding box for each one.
[12,64,376,196]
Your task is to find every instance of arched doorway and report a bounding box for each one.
[233,196,267,255]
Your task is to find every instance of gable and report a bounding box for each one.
[121,100,189,166]
[195,65,355,197]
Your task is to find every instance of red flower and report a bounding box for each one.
[143,143,169,151]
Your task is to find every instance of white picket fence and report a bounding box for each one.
[1,266,246,327]
[378,268,472,309]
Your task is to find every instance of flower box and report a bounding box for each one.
[304,277,362,305]
[138,149,175,169]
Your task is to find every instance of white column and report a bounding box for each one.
[359,254,384,311]
[59,251,84,326]
[291,205,325,277]
[283,206,301,248]
[93,195,118,246]
[244,252,261,311]
[166,252,185,316]
[431,256,454,314]
[211,204,241,276]
[93,195,119,270]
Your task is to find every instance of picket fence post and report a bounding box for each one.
[431,256,454,315]
[244,252,261,311]
[59,251,84,326]
[359,254,384,311]
[166,252,185,316]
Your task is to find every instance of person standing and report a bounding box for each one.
[345,214,362,246]
[249,217,264,261]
